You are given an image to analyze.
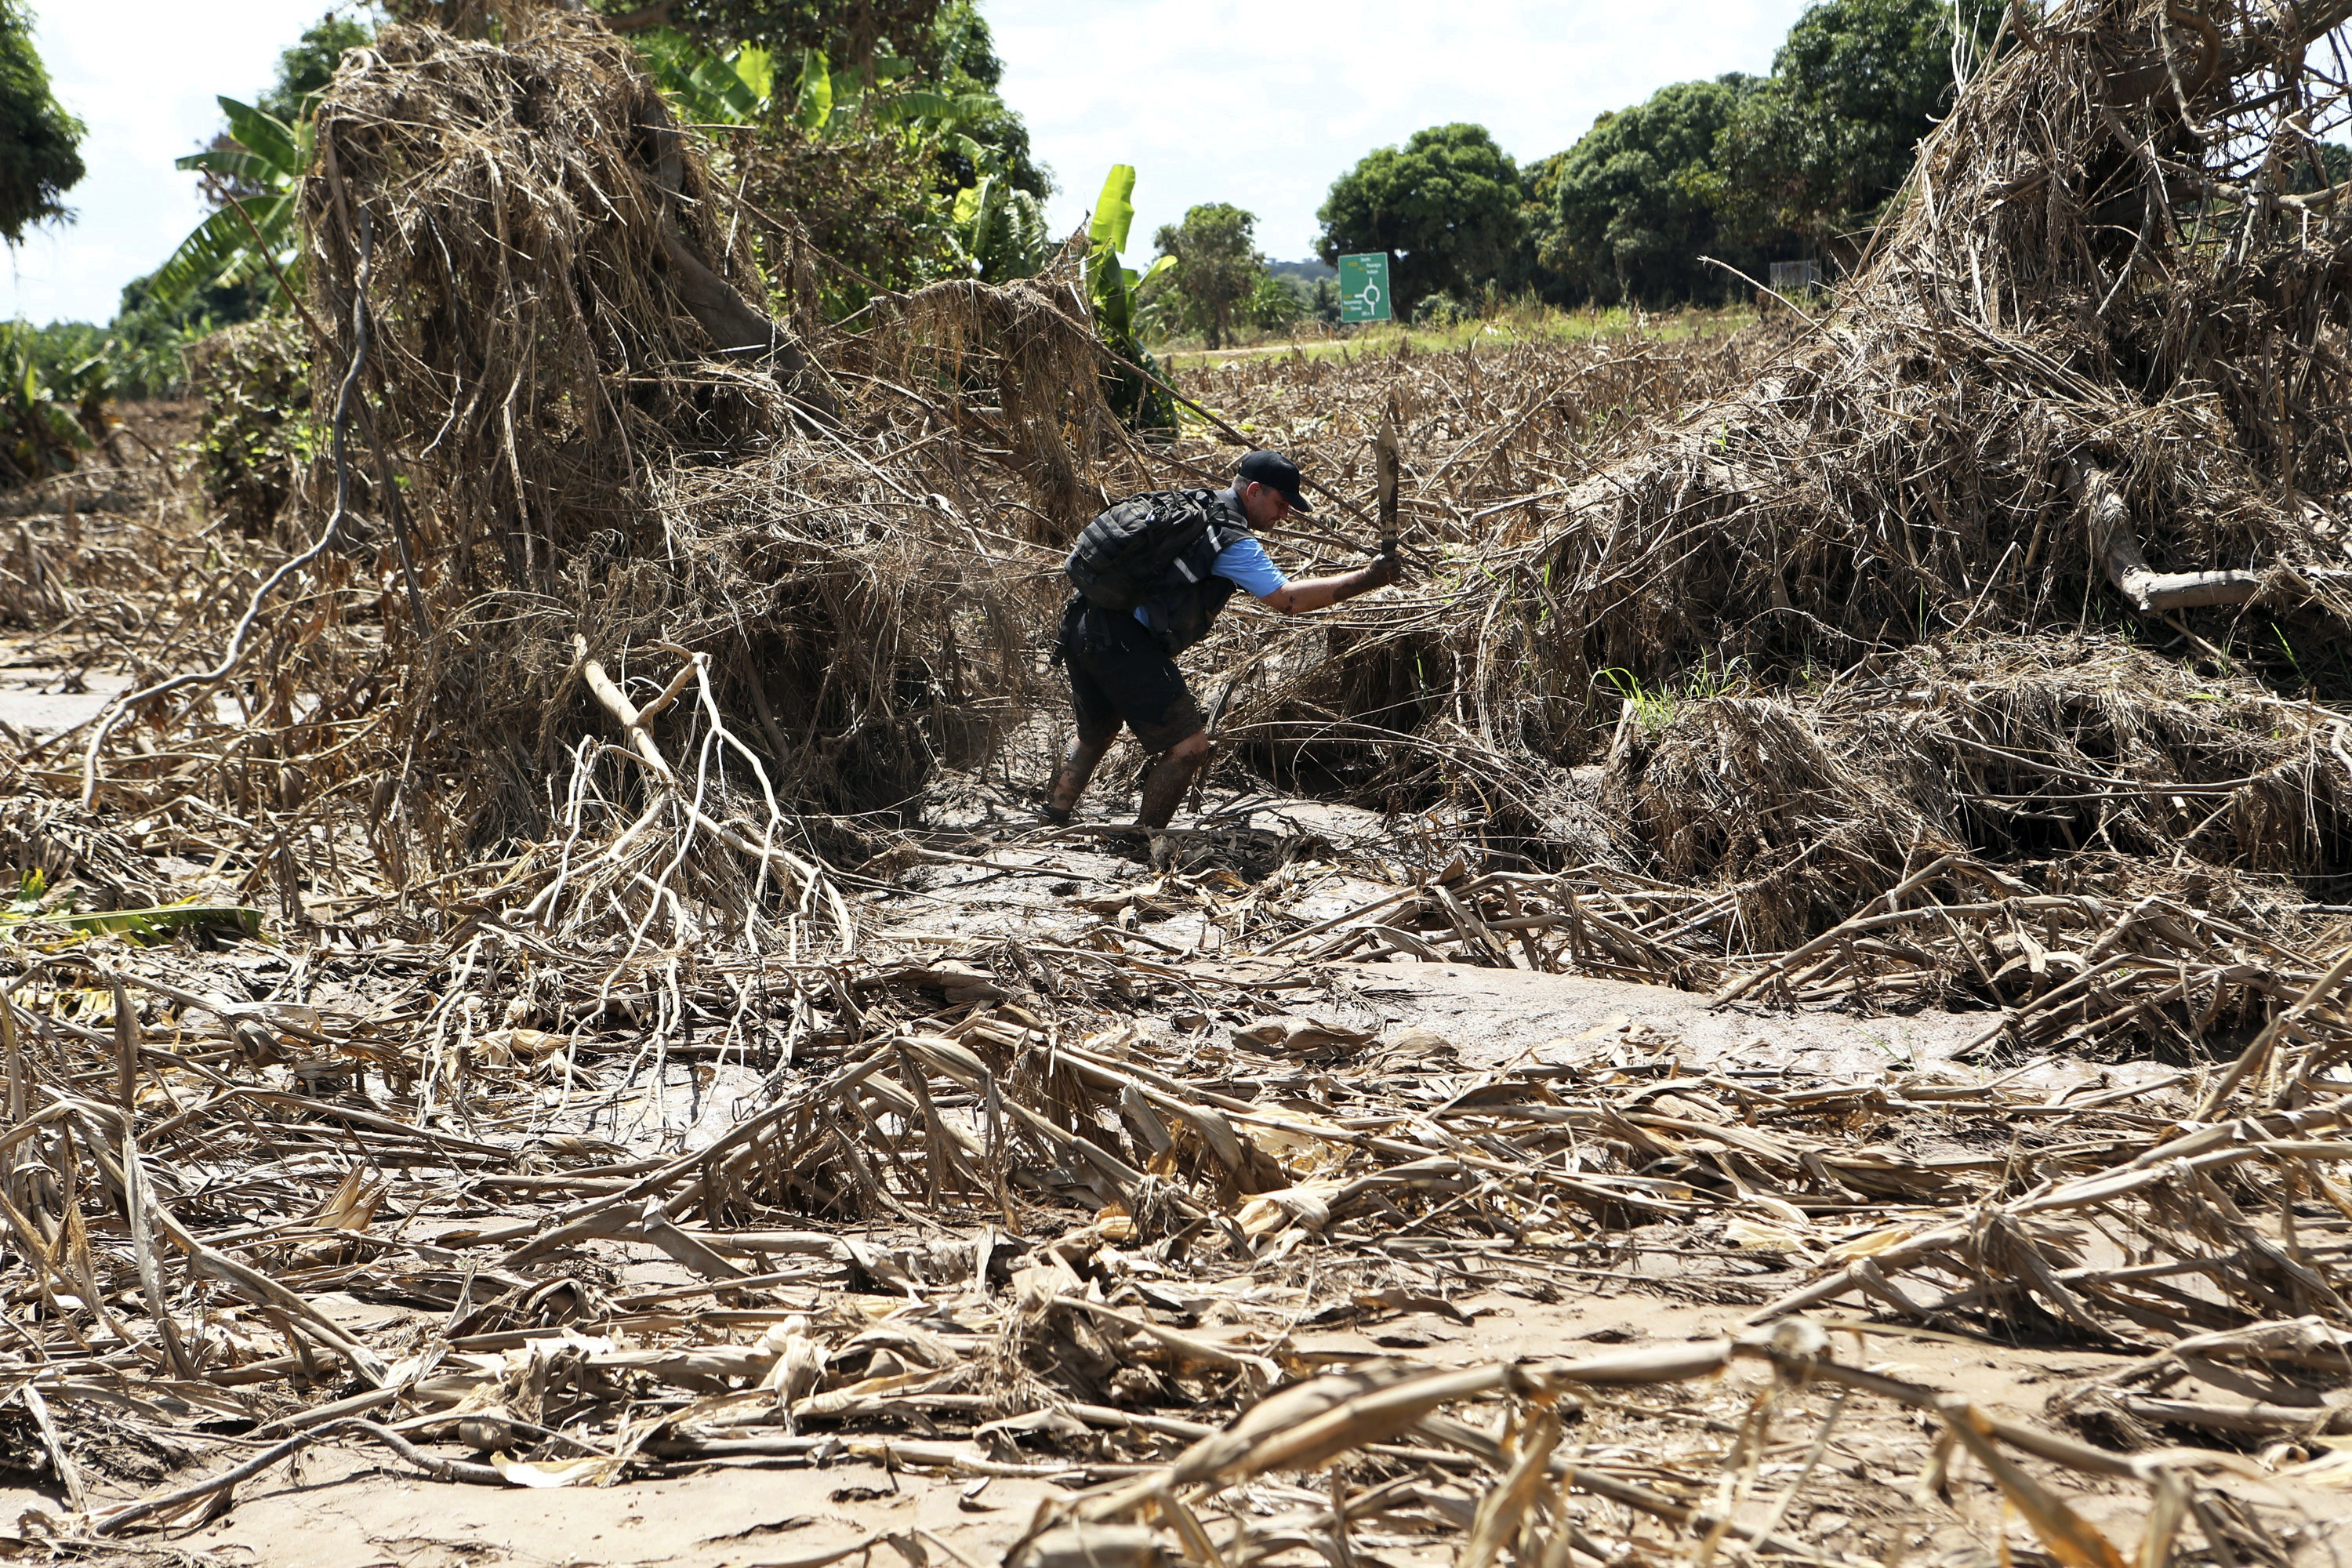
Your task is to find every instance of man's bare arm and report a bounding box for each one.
[1256,552,1400,615]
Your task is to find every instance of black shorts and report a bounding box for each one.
[1059,601,1207,753]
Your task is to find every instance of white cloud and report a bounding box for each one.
[7,0,1815,325]
[5,0,334,325]
[989,0,1815,261]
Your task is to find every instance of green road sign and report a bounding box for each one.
[1338,252,1392,323]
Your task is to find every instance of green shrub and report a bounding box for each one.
[1413,291,1471,328]
[109,269,265,398]
[0,320,96,486]
[191,316,317,537]
[1247,268,1301,332]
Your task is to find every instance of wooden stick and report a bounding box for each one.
[2073,463,2260,612]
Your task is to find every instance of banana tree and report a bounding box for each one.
[1085,166,1176,434]
[945,168,1046,281]
[641,36,914,132]
[0,324,94,485]
[638,31,775,125]
[151,98,309,308]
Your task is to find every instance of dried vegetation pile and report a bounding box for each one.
[1238,0,2352,760]
[1167,0,2352,1060]
[44,11,1152,951]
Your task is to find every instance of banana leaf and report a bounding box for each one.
[151,210,256,304]
[1090,165,1138,254]
[945,132,988,180]
[216,96,299,176]
[731,46,774,106]
[175,145,285,187]
[1088,249,1131,340]
[875,89,998,125]
[796,49,833,130]
[158,194,298,303]
[0,901,264,946]
[673,46,767,122]
[952,173,995,228]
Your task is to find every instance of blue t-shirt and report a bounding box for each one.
[1134,533,1287,626]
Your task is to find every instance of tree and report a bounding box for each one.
[152,99,308,311]
[2291,143,2352,195]
[147,13,379,321]
[1516,149,1573,303]
[1714,0,2002,250]
[257,12,376,124]
[0,0,85,245]
[1316,124,1522,319]
[1303,274,1339,324]
[1152,203,1261,348]
[1084,165,1175,433]
[737,118,960,297]
[1551,74,1759,306]
[923,2,1047,199]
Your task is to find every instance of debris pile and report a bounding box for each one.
[1160,0,2352,1072]
[61,11,1133,945]
[1211,0,2352,833]
[0,889,2346,1562]
[4,3,2352,1565]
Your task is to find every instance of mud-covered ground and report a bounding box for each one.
[4,398,2350,1568]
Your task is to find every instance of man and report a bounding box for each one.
[1045,450,1402,835]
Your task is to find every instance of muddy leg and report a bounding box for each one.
[1137,730,1212,832]
[1044,735,1110,825]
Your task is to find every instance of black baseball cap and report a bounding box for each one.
[1236,450,1313,514]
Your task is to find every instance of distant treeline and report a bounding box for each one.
[1133,0,2002,342]
[1310,0,2006,322]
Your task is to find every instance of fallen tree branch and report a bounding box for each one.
[91,1418,505,1535]
[2074,462,2261,612]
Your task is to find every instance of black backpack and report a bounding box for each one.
[1065,489,1241,612]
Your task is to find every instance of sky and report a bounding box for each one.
[7,0,336,325]
[7,0,1817,325]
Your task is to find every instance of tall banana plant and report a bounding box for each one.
[151,98,309,308]
[1086,166,1176,434]
[950,172,1047,281]
[0,323,95,485]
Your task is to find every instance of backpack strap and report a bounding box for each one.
[1202,492,1253,552]
[1167,492,1250,586]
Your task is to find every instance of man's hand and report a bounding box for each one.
[1260,545,1405,614]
